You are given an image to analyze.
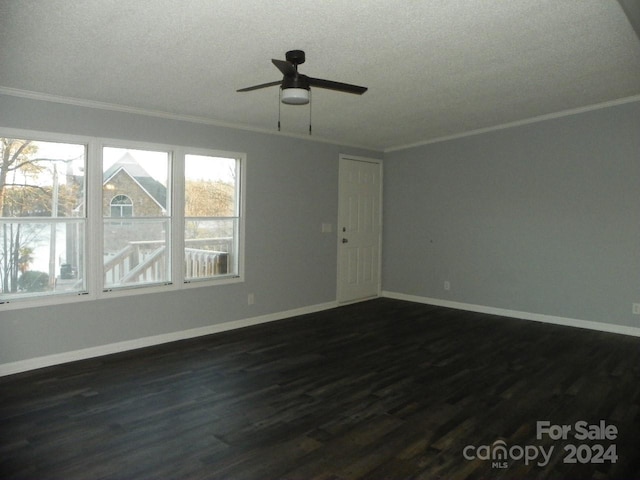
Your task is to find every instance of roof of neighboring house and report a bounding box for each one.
[103,153,166,209]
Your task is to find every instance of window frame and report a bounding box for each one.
[0,129,246,310]
[183,150,243,284]
[0,129,92,309]
[100,143,173,292]
[176,147,245,290]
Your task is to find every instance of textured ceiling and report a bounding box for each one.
[1,0,640,151]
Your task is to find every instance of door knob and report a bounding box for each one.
[342,238,349,243]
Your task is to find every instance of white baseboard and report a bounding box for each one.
[0,301,338,377]
[382,291,640,338]
[6,294,637,377]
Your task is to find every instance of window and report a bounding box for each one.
[0,137,87,300]
[1,132,244,308]
[102,147,171,290]
[184,154,240,281]
[110,194,133,218]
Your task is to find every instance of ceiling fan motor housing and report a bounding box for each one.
[282,74,310,91]
[285,49,306,66]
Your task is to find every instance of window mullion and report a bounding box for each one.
[87,141,103,297]
[172,148,185,285]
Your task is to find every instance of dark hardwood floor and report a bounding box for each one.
[2,298,640,479]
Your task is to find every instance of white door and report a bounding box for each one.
[337,156,382,303]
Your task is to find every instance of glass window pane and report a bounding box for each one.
[0,220,86,299]
[103,219,170,289]
[185,155,237,217]
[103,147,169,218]
[1,139,86,218]
[184,219,237,280]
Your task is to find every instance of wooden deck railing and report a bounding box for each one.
[103,238,232,286]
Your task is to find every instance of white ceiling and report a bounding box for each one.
[1,0,640,151]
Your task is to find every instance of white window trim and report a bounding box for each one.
[0,129,246,311]
[179,146,246,289]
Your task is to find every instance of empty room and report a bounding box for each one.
[1,1,640,479]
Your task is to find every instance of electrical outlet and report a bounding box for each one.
[444,281,450,291]
[633,303,640,315]
[248,293,255,305]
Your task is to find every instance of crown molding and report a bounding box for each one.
[0,86,377,152]
[3,86,638,155]
[385,94,640,153]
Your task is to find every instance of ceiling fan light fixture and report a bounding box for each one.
[281,88,310,105]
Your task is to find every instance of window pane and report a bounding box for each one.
[0,220,86,299]
[184,218,237,280]
[185,155,237,217]
[103,219,170,289]
[103,147,169,218]
[1,139,86,218]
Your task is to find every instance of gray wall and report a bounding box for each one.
[383,100,640,327]
[3,93,639,367]
[0,94,378,364]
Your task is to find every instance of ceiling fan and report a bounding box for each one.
[237,50,368,105]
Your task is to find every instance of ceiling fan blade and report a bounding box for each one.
[272,59,296,76]
[237,80,282,92]
[308,77,368,95]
